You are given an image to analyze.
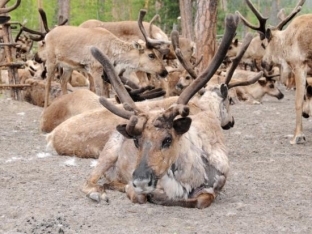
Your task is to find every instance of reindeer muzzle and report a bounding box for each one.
[302,112,310,118]
[222,117,235,130]
[158,69,168,78]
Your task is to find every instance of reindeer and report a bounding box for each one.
[77,15,266,208]
[208,73,283,105]
[44,31,262,159]
[236,0,310,144]
[37,10,169,108]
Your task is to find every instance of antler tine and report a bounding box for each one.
[235,0,268,39]
[38,8,50,33]
[21,26,45,36]
[275,0,305,30]
[225,32,253,85]
[192,55,203,69]
[90,46,141,114]
[171,30,197,79]
[228,71,263,89]
[58,18,68,26]
[28,34,45,41]
[118,69,140,89]
[138,9,171,49]
[0,0,21,14]
[99,97,134,119]
[149,14,160,39]
[177,14,239,105]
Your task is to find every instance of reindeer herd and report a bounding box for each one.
[1,0,312,208]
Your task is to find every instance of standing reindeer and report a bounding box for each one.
[80,15,262,208]
[37,10,169,108]
[237,0,309,144]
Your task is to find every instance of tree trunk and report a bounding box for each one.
[58,0,70,25]
[179,0,194,41]
[194,0,218,73]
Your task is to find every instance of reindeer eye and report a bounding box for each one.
[269,84,274,89]
[148,54,156,59]
[133,138,139,148]
[162,136,172,149]
[185,76,191,80]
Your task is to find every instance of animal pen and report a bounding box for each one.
[0,0,31,100]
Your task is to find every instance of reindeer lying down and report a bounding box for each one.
[80,16,263,208]
[45,32,262,160]
[210,70,284,105]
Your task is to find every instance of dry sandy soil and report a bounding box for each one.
[0,85,312,234]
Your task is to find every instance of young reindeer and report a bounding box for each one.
[236,0,309,144]
[81,15,260,208]
[37,10,169,108]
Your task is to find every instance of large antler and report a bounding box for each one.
[138,9,171,49]
[237,0,305,39]
[0,0,20,14]
[177,14,239,105]
[15,8,68,42]
[171,30,197,79]
[275,0,305,30]
[91,47,148,136]
[223,32,263,89]
[235,0,268,39]
[149,13,160,39]
[224,33,253,85]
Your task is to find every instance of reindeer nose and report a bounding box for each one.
[302,112,310,118]
[132,167,157,193]
[158,69,168,78]
[176,83,183,90]
[277,92,284,100]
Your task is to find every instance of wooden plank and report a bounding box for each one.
[0,84,31,89]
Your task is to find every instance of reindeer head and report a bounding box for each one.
[236,0,305,70]
[91,14,239,194]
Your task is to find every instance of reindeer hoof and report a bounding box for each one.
[88,192,101,202]
[290,135,306,144]
[88,192,110,203]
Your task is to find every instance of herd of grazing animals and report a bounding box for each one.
[2,0,312,208]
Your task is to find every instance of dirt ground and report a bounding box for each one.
[0,85,311,234]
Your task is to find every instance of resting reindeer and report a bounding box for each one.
[36,10,168,108]
[80,15,263,208]
[41,70,165,133]
[45,31,262,159]
[237,0,309,144]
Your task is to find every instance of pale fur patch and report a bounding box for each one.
[62,158,77,167]
[36,152,52,158]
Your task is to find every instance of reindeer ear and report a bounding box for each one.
[133,41,144,53]
[173,117,192,135]
[265,28,272,41]
[233,38,239,46]
[116,124,133,139]
[220,83,228,100]
[258,78,266,86]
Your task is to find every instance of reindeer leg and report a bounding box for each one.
[82,144,119,203]
[104,181,127,192]
[60,67,72,95]
[147,191,215,209]
[44,62,56,108]
[125,184,147,204]
[291,65,307,144]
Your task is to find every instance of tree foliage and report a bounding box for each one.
[8,0,312,39]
